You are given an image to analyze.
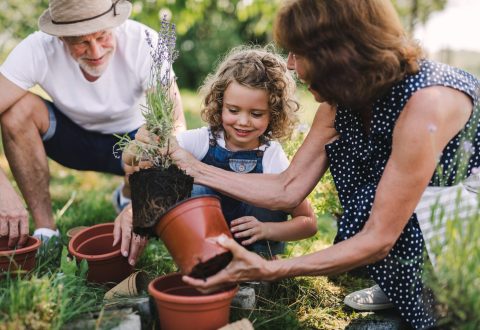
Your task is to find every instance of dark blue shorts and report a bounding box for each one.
[42,100,139,176]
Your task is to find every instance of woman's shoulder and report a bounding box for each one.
[406,60,479,101]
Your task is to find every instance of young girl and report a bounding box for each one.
[116,46,317,263]
[175,46,317,258]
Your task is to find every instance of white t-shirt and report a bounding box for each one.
[177,127,290,174]
[0,20,165,134]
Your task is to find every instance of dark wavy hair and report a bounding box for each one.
[274,0,423,110]
[199,45,299,142]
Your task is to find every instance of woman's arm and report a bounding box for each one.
[183,86,474,291]
[230,199,317,245]
[173,102,339,210]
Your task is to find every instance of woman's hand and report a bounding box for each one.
[112,204,148,266]
[182,234,272,293]
[168,137,202,176]
[230,216,268,246]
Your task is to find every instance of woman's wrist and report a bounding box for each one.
[262,258,283,281]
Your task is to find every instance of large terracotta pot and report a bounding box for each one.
[149,273,238,330]
[68,223,133,285]
[0,236,41,277]
[154,195,233,278]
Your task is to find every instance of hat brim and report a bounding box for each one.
[38,0,132,37]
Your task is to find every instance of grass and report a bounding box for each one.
[0,89,379,329]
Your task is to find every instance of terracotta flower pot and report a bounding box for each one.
[68,223,133,285]
[66,226,88,239]
[149,273,238,330]
[0,236,41,277]
[154,195,233,278]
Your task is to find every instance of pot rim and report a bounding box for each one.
[148,273,238,304]
[0,236,41,256]
[156,195,222,235]
[68,223,122,261]
[162,194,220,217]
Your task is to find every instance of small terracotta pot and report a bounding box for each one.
[149,273,238,330]
[66,226,88,239]
[154,195,233,278]
[68,223,133,285]
[0,236,41,277]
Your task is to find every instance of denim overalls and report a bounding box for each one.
[191,131,288,257]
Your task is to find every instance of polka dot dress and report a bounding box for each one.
[326,60,480,329]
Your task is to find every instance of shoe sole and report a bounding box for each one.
[344,297,395,311]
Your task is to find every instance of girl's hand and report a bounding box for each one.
[230,216,268,246]
[182,234,271,293]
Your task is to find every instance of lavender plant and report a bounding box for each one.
[115,16,179,168]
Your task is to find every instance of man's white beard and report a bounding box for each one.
[77,49,113,78]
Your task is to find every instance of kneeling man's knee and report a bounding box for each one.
[0,93,49,134]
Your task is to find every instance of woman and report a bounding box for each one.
[171,0,479,329]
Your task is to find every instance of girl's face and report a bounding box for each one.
[221,81,270,151]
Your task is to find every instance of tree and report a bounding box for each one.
[393,0,448,34]
[130,0,281,88]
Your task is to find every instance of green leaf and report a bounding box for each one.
[60,247,77,276]
[78,259,89,279]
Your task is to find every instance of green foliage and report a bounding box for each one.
[131,0,280,89]
[283,127,343,223]
[0,272,103,330]
[0,0,48,60]
[1,0,451,89]
[424,203,480,329]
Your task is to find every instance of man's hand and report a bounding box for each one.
[182,234,270,293]
[112,204,148,266]
[0,177,29,248]
[230,216,268,246]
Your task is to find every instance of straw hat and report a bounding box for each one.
[38,0,132,37]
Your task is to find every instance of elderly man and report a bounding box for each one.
[0,0,185,247]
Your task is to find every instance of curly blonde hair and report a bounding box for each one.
[199,45,299,142]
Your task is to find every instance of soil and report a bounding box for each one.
[188,251,233,279]
[129,165,193,236]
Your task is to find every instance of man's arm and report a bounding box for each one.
[0,73,30,247]
[0,166,29,247]
[0,73,27,115]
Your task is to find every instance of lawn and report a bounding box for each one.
[0,89,379,329]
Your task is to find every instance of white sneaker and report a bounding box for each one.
[344,284,394,311]
[112,184,131,214]
[33,228,60,242]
